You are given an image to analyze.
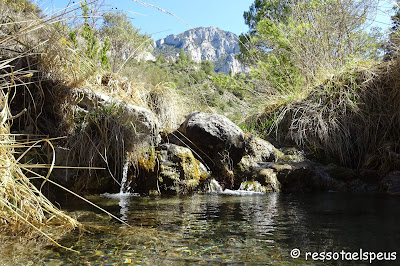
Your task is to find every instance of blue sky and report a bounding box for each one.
[41,0,395,40]
[41,0,255,39]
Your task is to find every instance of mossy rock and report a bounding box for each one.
[157,144,209,193]
[134,144,210,194]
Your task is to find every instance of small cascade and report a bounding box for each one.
[120,160,131,195]
[208,178,223,193]
[101,160,139,198]
[101,160,139,223]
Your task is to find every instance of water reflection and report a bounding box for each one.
[116,193,400,262]
[118,195,129,222]
[46,193,400,265]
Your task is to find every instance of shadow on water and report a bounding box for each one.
[43,192,400,265]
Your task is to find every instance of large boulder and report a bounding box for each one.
[174,112,245,189]
[177,112,245,167]
[55,88,160,194]
[157,144,210,193]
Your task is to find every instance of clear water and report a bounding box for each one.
[42,192,400,265]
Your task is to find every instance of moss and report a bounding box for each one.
[160,145,209,194]
[137,147,157,172]
[239,181,267,193]
[136,144,210,195]
[276,148,305,163]
[257,169,281,192]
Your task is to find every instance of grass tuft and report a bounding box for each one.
[253,57,400,173]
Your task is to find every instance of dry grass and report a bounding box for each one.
[0,58,78,249]
[256,57,400,174]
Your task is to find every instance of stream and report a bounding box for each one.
[37,190,400,265]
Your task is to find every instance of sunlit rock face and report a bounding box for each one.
[154,26,248,75]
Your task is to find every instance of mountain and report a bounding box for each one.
[153,27,248,75]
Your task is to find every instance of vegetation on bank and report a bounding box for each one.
[240,0,400,174]
[0,0,79,247]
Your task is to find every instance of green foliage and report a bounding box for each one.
[3,0,40,13]
[66,1,111,71]
[178,49,189,61]
[101,11,150,71]
[129,49,216,87]
[190,70,207,83]
[81,23,99,60]
[99,36,111,70]
[239,0,294,64]
[156,55,167,64]
[240,0,382,91]
[69,29,79,49]
[200,60,214,75]
[211,73,251,100]
[174,49,193,71]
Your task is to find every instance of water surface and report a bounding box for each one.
[43,192,400,265]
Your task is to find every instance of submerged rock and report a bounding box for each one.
[239,181,268,193]
[255,168,281,192]
[207,179,267,194]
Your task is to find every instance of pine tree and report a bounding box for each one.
[385,4,400,60]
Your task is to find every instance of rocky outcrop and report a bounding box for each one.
[239,135,282,168]
[153,27,248,75]
[257,162,346,192]
[235,135,282,191]
[72,87,160,144]
[52,87,160,193]
[157,144,210,193]
[215,54,247,75]
[54,92,388,195]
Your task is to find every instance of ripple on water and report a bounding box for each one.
[19,192,400,265]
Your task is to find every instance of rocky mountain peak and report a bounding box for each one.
[153,27,248,75]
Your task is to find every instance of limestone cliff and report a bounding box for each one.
[153,27,248,75]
